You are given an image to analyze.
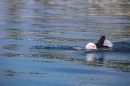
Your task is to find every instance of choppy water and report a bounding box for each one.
[0,0,130,86]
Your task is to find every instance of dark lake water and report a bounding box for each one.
[0,0,130,86]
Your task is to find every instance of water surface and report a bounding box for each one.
[0,0,130,86]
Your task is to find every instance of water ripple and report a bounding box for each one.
[0,0,130,86]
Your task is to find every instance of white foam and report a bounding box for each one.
[103,39,113,48]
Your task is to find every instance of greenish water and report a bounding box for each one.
[0,0,130,86]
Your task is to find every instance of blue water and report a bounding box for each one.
[0,0,130,86]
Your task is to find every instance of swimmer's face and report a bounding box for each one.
[86,42,97,49]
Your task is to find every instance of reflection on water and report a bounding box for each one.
[0,0,130,86]
[86,53,104,65]
[85,52,130,72]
